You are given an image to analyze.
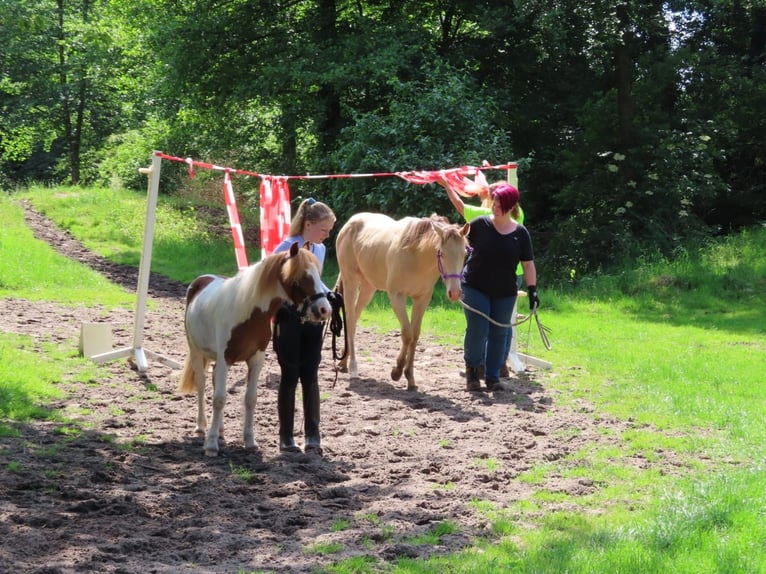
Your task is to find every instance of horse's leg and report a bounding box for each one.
[336,279,355,373]
[347,281,376,379]
[204,359,228,456]
[387,291,415,389]
[242,352,265,451]
[188,355,208,436]
[338,272,372,377]
[404,295,431,391]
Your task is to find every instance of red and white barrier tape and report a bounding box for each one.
[223,170,249,270]
[153,151,517,266]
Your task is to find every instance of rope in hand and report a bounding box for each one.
[458,300,552,350]
[323,292,348,388]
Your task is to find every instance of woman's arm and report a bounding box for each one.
[436,177,465,217]
[521,260,537,287]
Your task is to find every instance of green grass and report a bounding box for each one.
[19,185,258,282]
[0,329,105,436]
[0,334,68,434]
[3,186,766,574]
[0,195,135,305]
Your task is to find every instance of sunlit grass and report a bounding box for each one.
[0,333,88,433]
[21,185,257,282]
[330,518,351,532]
[3,187,766,574]
[402,520,459,546]
[305,541,344,555]
[0,195,135,306]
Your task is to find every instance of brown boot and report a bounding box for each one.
[465,367,482,391]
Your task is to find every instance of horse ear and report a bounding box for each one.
[289,241,300,257]
[429,213,450,225]
[302,241,312,251]
[460,222,470,236]
[430,220,446,238]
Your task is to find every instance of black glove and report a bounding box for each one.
[527,285,540,311]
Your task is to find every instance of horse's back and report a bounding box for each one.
[337,212,408,246]
[337,213,404,287]
[185,272,260,359]
[336,212,445,296]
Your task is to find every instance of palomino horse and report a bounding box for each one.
[335,213,469,390]
[179,242,330,456]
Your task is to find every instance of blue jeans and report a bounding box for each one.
[462,284,517,380]
[503,274,523,360]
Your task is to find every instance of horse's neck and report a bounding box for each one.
[232,262,274,308]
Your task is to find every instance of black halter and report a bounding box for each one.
[297,291,327,322]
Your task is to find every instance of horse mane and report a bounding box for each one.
[250,243,318,296]
[256,250,288,294]
[399,213,451,251]
[281,245,319,285]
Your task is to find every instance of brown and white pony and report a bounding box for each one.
[179,242,330,456]
[335,213,469,391]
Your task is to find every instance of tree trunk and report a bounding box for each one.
[57,0,90,185]
[315,0,342,157]
[615,2,635,152]
[56,0,74,182]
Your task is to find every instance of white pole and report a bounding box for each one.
[90,151,181,372]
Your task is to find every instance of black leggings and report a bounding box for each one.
[273,305,324,391]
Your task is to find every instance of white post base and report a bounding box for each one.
[90,346,181,372]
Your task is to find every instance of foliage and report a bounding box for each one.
[2,0,765,275]
[327,62,512,224]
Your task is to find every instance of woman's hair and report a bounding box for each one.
[288,197,336,237]
[491,184,521,214]
[484,181,522,218]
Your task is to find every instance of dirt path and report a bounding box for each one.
[0,203,630,573]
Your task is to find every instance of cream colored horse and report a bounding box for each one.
[335,213,469,390]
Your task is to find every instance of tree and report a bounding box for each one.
[1,0,141,185]
[3,0,764,276]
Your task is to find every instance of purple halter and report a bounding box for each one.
[436,247,470,281]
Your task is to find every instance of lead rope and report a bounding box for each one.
[459,300,552,350]
[323,293,347,388]
[520,308,552,351]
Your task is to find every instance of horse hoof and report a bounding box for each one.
[391,368,403,381]
[204,448,218,457]
[407,384,418,391]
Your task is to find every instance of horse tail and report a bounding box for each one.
[178,353,208,394]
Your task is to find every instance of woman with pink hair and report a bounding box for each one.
[457,184,540,391]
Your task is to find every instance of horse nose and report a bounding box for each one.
[312,299,332,321]
[447,287,462,302]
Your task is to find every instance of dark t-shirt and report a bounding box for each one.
[463,216,534,298]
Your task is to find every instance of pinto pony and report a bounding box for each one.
[179,242,330,456]
[335,213,469,390]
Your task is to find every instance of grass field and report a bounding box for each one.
[2,186,765,573]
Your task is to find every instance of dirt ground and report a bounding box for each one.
[1,202,635,573]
